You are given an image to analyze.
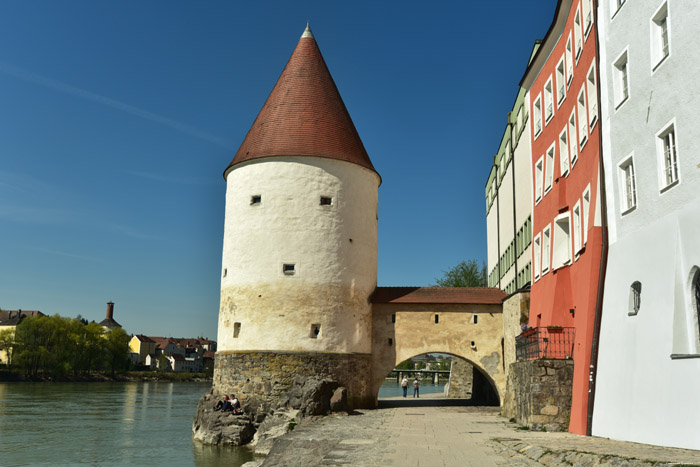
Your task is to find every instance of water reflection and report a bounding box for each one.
[0,382,254,467]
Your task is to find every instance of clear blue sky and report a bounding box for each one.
[0,1,556,338]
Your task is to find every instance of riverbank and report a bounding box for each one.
[0,369,212,383]
[260,397,700,466]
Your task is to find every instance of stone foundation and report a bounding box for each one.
[213,351,373,414]
[445,358,473,398]
[503,359,574,431]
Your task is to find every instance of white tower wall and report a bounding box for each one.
[218,156,379,355]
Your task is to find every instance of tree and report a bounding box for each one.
[0,328,15,366]
[433,259,487,287]
[104,328,130,376]
[395,359,414,370]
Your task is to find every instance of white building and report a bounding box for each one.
[485,78,535,294]
[592,0,700,450]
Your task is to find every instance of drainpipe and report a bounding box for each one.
[509,114,518,290]
[586,0,609,437]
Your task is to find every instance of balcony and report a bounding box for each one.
[516,326,575,361]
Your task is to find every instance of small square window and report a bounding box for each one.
[388,338,393,346]
[310,324,321,338]
[472,314,478,324]
[251,195,262,205]
[391,313,396,323]
[434,314,439,324]
[320,196,332,206]
[233,322,241,338]
[283,263,296,275]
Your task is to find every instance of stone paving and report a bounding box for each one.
[261,395,700,466]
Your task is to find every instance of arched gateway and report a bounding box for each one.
[370,287,506,405]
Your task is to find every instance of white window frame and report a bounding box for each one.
[613,48,630,109]
[559,127,570,177]
[542,224,551,276]
[573,201,582,255]
[534,94,543,138]
[577,86,588,147]
[574,4,583,62]
[535,156,544,204]
[552,212,572,270]
[569,110,578,167]
[650,1,670,72]
[534,233,542,281]
[618,153,637,214]
[544,77,554,124]
[566,34,574,87]
[656,119,680,193]
[586,63,598,129]
[611,0,626,19]
[583,0,593,38]
[556,56,566,107]
[582,185,591,245]
[545,144,555,194]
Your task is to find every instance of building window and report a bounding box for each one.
[566,35,574,86]
[542,225,551,275]
[587,64,598,128]
[613,50,629,108]
[534,95,542,137]
[657,121,679,191]
[651,2,670,70]
[582,186,591,245]
[552,214,572,270]
[310,324,321,339]
[692,269,700,341]
[583,0,593,37]
[283,263,296,275]
[612,0,626,18]
[534,234,542,281]
[320,196,332,206]
[434,314,439,324]
[535,156,544,203]
[574,6,583,61]
[569,111,578,166]
[233,322,241,338]
[577,87,588,146]
[628,281,642,316]
[556,57,566,106]
[573,201,582,254]
[250,195,262,205]
[545,78,554,123]
[545,145,555,193]
[618,155,637,213]
[559,128,570,177]
[223,268,227,278]
[391,313,396,323]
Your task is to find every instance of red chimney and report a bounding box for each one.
[106,301,114,320]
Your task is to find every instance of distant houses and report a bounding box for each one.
[0,310,45,364]
[128,334,216,373]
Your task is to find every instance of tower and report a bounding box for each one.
[215,25,381,410]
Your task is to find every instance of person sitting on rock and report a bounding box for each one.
[213,394,230,411]
[230,395,242,414]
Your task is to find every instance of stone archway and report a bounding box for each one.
[370,300,505,406]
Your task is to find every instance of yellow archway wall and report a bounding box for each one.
[370,302,505,405]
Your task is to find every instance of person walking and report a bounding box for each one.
[413,378,420,398]
[401,377,408,397]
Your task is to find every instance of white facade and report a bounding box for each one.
[218,155,380,354]
[593,0,700,449]
[486,89,533,294]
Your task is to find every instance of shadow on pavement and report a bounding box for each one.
[378,398,489,408]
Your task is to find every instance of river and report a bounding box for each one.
[0,382,254,467]
[0,380,446,466]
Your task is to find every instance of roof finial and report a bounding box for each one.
[302,21,314,39]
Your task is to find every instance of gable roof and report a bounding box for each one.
[224,25,378,180]
[134,334,155,343]
[0,310,44,326]
[98,317,121,328]
[371,287,506,305]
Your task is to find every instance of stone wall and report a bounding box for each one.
[503,359,574,431]
[214,351,373,414]
[445,358,473,398]
[502,291,529,383]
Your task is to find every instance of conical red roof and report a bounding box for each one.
[225,26,378,178]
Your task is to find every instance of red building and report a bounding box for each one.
[521,0,603,435]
